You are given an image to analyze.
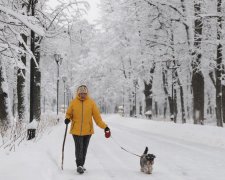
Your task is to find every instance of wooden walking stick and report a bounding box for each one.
[61,124,68,170]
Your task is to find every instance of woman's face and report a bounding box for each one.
[78,93,87,100]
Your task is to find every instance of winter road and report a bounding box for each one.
[1,114,225,180]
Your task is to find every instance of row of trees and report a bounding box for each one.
[0,0,89,138]
[1,0,225,133]
[70,0,225,127]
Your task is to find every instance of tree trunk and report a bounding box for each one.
[154,101,158,117]
[169,29,179,123]
[0,59,10,128]
[222,85,225,123]
[162,68,173,120]
[163,97,167,119]
[171,68,178,123]
[30,29,35,123]
[192,72,204,124]
[173,88,177,123]
[30,49,41,123]
[129,91,134,117]
[33,45,41,121]
[17,34,27,122]
[144,63,155,119]
[192,2,204,124]
[175,71,186,123]
[215,0,223,127]
[144,81,152,119]
[139,102,142,115]
[12,69,18,118]
[28,0,41,140]
[30,0,41,123]
[180,84,185,123]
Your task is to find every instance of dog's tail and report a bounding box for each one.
[143,147,148,154]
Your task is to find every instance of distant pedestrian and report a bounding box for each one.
[64,85,111,174]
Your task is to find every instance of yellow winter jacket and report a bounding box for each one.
[65,95,107,135]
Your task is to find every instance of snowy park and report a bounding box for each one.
[1,0,225,180]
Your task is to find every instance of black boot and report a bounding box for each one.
[77,166,84,174]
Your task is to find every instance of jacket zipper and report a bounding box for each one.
[80,101,84,135]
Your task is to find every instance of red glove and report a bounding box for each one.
[104,127,111,138]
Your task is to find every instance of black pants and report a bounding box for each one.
[72,135,91,167]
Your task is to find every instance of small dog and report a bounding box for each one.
[140,147,156,174]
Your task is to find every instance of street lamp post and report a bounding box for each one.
[54,54,62,119]
[122,85,125,116]
[133,79,138,117]
[66,85,71,106]
[62,76,67,113]
[43,96,45,113]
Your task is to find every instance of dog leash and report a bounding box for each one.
[110,136,141,158]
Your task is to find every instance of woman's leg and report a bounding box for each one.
[82,135,91,166]
[72,135,84,167]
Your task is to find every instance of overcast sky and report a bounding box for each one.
[47,0,101,23]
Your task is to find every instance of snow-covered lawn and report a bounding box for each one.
[1,114,225,180]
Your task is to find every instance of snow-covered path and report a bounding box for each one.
[1,114,225,180]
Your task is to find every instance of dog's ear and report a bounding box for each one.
[143,147,148,154]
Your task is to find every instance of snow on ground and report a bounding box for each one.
[1,114,225,180]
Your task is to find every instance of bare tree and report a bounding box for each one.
[0,59,10,129]
[215,0,223,127]
[143,63,155,119]
[192,1,204,124]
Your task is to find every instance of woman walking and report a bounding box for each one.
[64,85,111,174]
